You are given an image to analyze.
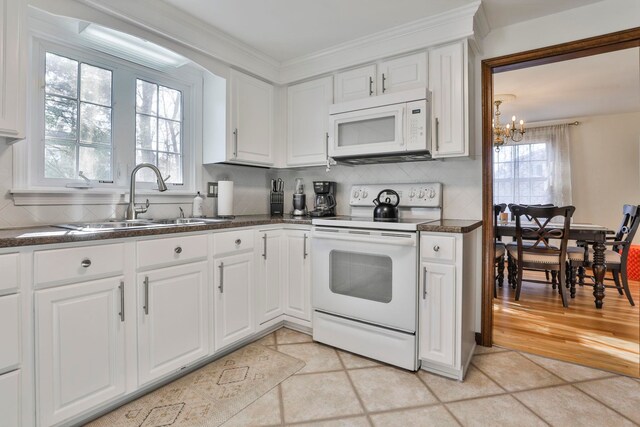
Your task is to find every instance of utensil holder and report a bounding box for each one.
[270,191,284,216]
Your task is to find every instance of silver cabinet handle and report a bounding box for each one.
[433,245,440,252]
[235,238,242,245]
[303,234,308,259]
[218,262,224,293]
[143,276,149,315]
[233,128,238,158]
[81,258,92,268]
[435,117,440,152]
[423,267,428,299]
[369,76,374,96]
[175,246,182,254]
[382,73,387,93]
[262,233,267,259]
[325,132,329,156]
[118,281,125,322]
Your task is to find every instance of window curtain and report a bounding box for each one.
[516,124,573,206]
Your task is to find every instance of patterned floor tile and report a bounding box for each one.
[291,416,371,426]
[337,350,380,369]
[418,366,505,402]
[254,332,276,346]
[277,342,343,374]
[275,327,313,345]
[446,395,547,427]
[222,387,281,427]
[370,405,459,426]
[520,352,614,382]
[574,377,640,424]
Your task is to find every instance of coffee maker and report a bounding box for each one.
[310,181,337,217]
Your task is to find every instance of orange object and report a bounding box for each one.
[628,245,640,281]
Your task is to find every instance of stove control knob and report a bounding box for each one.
[362,190,368,198]
[409,190,416,198]
[428,189,436,199]
[353,190,360,199]
[418,190,425,198]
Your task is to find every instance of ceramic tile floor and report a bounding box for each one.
[223,327,640,426]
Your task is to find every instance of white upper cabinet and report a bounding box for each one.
[229,69,275,165]
[334,65,376,103]
[287,76,333,167]
[378,52,427,95]
[429,41,468,158]
[0,0,25,142]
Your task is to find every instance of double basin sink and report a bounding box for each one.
[55,217,231,232]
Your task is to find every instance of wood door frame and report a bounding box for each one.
[480,27,640,346]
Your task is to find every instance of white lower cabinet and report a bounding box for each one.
[0,370,20,427]
[283,230,311,322]
[419,262,456,366]
[256,230,284,325]
[137,261,209,385]
[214,251,255,350]
[35,277,126,427]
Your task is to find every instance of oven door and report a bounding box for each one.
[311,227,417,332]
[328,103,406,158]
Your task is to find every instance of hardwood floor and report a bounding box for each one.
[493,268,640,378]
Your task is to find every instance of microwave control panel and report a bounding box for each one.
[405,99,428,150]
[349,183,442,208]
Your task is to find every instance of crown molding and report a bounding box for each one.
[279,1,482,83]
[72,0,281,81]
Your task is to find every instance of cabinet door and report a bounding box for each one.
[283,230,311,321]
[378,53,427,95]
[334,65,376,103]
[0,370,20,427]
[429,41,467,157]
[0,0,25,140]
[36,277,126,427]
[138,262,209,385]
[419,263,456,367]
[256,230,284,325]
[214,252,255,350]
[229,70,274,165]
[0,294,19,372]
[287,76,333,166]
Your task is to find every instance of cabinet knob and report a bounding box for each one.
[81,259,92,268]
[174,246,183,254]
[235,239,242,245]
[433,245,440,252]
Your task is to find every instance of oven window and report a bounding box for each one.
[329,250,392,303]
[338,116,395,147]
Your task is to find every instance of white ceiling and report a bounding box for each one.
[493,47,640,123]
[162,0,604,63]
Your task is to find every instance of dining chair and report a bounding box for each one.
[567,204,640,305]
[494,203,507,297]
[508,205,576,307]
[506,203,558,289]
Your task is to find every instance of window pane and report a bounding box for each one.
[44,141,76,179]
[517,162,531,178]
[530,143,547,161]
[159,86,181,120]
[136,114,157,150]
[80,103,111,144]
[530,161,547,178]
[136,80,157,115]
[79,145,112,181]
[135,149,158,182]
[158,119,181,153]
[80,64,112,106]
[45,53,78,98]
[497,145,513,162]
[45,96,77,140]
[158,152,182,184]
[516,144,530,159]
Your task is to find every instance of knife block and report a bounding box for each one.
[270,191,284,216]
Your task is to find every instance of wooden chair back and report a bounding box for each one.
[613,204,640,258]
[494,203,506,242]
[511,204,576,269]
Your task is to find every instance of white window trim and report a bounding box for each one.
[12,34,204,205]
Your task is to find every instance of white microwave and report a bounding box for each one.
[328,88,431,162]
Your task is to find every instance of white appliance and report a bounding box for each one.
[328,88,431,163]
[311,183,442,371]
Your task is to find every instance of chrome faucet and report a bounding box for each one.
[125,163,168,220]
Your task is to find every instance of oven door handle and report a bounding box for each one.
[312,231,416,246]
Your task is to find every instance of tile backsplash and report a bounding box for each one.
[0,140,481,227]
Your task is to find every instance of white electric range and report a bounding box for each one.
[311,183,442,371]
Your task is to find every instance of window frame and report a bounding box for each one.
[28,37,201,193]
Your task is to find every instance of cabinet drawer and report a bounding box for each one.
[421,234,456,262]
[213,229,254,256]
[0,295,19,372]
[0,253,19,294]
[0,370,20,427]
[34,243,124,286]
[137,234,208,269]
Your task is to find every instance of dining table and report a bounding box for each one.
[495,221,613,309]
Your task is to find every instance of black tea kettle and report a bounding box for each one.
[373,189,400,221]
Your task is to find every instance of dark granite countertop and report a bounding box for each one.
[0,215,312,249]
[0,216,482,249]
[417,219,483,233]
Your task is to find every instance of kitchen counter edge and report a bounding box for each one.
[417,219,483,234]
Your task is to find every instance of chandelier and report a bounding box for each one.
[493,97,525,151]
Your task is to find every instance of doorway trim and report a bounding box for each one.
[480,27,640,346]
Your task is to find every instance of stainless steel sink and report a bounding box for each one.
[54,217,231,232]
